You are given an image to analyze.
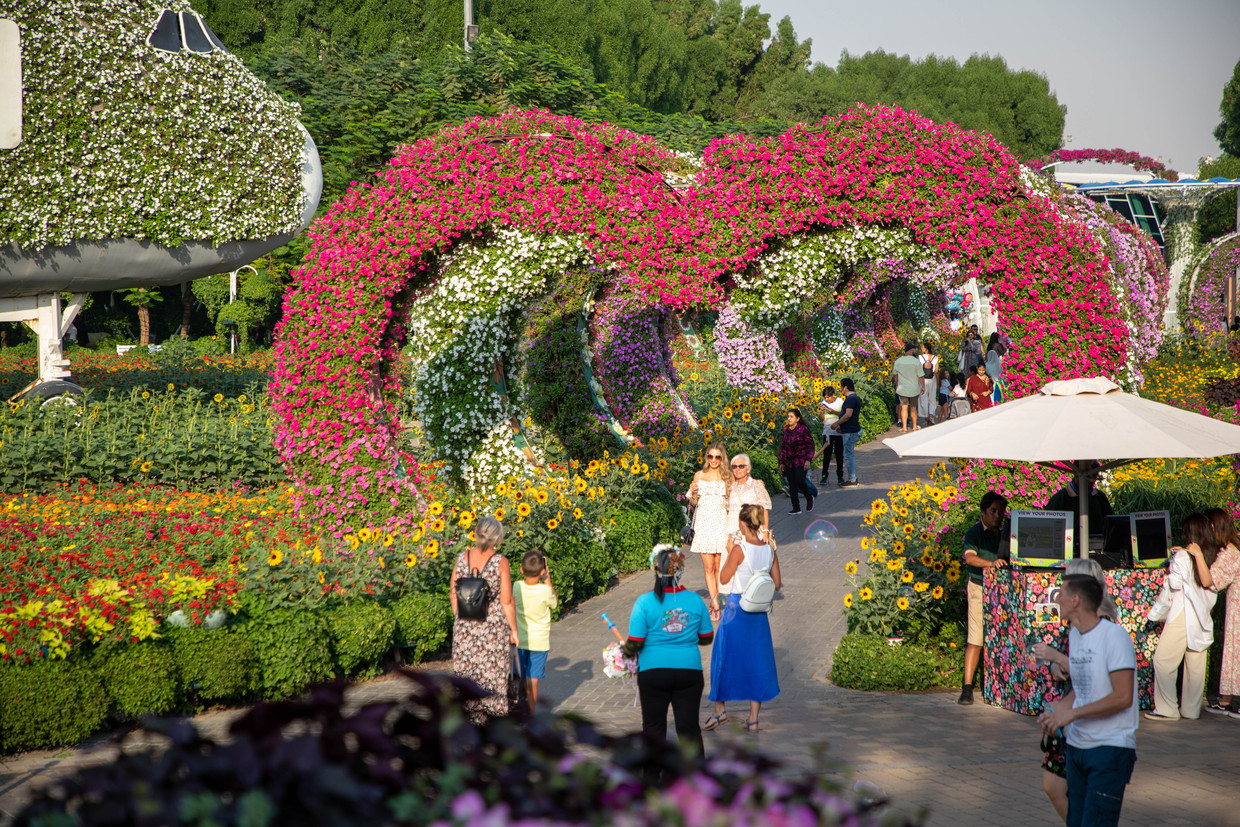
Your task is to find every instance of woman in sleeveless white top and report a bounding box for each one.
[704,505,781,733]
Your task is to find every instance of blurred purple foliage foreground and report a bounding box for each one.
[15,670,925,826]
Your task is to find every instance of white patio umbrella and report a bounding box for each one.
[883,376,1240,549]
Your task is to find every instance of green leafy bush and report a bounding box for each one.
[545,532,612,608]
[605,489,683,574]
[326,602,397,676]
[95,642,180,719]
[170,625,257,704]
[242,610,334,700]
[830,633,959,691]
[0,658,110,752]
[391,593,452,662]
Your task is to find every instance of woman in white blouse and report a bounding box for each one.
[1148,513,1220,720]
[725,453,771,545]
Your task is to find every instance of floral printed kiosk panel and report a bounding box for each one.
[981,567,1164,715]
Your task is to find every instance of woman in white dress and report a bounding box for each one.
[725,453,772,545]
[687,441,732,619]
[917,341,939,425]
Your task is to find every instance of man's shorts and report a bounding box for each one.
[899,394,919,408]
[967,580,984,646]
[516,648,547,679]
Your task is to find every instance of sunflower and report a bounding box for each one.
[405,553,417,567]
[535,489,549,504]
[213,393,224,402]
[547,518,559,530]
[901,569,914,582]
[844,593,854,608]
[903,524,915,535]
[424,539,439,558]
[860,537,870,550]
[845,560,858,575]
[428,502,444,516]
[166,383,175,391]
[896,596,910,610]
[268,548,283,566]
[141,391,150,399]
[139,461,153,473]
[517,502,532,517]
[496,482,509,496]
[869,548,883,563]
[893,541,905,555]
[383,534,395,548]
[920,552,934,567]
[574,477,588,492]
[573,507,583,519]
[871,500,888,514]
[742,412,751,422]
[513,490,525,501]
[359,528,373,543]
[859,587,873,600]
[932,560,945,572]
[945,569,960,583]
[723,408,733,419]
[888,558,902,571]
[932,586,945,599]
[495,507,506,521]
[914,581,929,593]
[346,535,360,550]
[430,518,445,532]
[458,510,474,529]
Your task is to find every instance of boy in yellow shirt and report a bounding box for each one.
[513,550,558,711]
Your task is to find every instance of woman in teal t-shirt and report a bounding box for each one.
[625,546,715,785]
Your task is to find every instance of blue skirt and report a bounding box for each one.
[709,594,780,703]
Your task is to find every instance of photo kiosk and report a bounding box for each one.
[1009,510,1073,567]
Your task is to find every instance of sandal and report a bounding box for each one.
[702,713,727,731]
[742,719,759,732]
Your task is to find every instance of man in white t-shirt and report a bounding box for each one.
[1039,575,1138,827]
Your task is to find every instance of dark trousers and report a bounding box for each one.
[784,464,813,510]
[1065,744,1136,827]
[821,435,844,483]
[637,668,704,785]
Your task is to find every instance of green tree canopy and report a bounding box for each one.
[1215,58,1240,158]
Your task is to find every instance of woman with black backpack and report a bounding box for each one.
[450,516,520,722]
[703,504,781,734]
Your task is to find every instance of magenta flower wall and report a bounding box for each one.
[1181,235,1240,335]
[273,106,1136,529]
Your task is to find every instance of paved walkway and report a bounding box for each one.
[4,433,1240,825]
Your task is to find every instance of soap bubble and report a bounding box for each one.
[720,601,738,626]
[898,585,917,603]
[805,520,839,554]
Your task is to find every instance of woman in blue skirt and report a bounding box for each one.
[703,503,782,732]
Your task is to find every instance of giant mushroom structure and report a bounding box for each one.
[0,0,321,391]
[272,106,1170,534]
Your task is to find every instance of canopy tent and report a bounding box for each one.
[883,377,1240,549]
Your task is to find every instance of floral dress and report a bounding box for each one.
[689,478,729,555]
[1210,544,1240,695]
[452,551,510,721]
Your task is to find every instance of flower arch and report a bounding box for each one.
[1029,148,1179,182]
[274,105,1157,532]
[1179,234,1240,335]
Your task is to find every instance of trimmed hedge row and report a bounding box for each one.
[0,593,451,753]
[829,633,961,692]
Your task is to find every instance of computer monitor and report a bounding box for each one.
[1009,510,1074,567]
[1130,510,1171,568]
[1096,514,1135,569]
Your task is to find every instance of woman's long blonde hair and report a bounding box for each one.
[699,440,733,499]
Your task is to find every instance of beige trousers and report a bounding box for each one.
[1152,611,1207,719]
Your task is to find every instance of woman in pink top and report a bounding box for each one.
[1204,508,1240,717]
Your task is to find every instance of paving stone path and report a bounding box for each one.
[3,432,1239,825]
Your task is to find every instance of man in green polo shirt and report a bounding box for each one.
[958,490,1008,705]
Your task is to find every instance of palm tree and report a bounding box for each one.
[122,288,164,345]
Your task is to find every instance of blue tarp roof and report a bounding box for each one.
[1075,177,1240,191]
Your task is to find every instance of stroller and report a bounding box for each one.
[945,395,972,421]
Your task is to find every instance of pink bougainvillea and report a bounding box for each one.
[273,106,1139,531]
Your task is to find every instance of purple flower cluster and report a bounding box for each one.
[1180,235,1240,336]
[713,304,795,393]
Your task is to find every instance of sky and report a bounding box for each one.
[756,0,1240,176]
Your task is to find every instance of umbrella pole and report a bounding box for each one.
[1076,461,1090,559]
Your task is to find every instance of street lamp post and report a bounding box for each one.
[463,0,478,51]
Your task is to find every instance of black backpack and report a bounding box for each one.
[456,556,492,621]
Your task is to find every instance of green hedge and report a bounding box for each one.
[830,633,960,691]
[604,489,684,575]
[326,602,398,677]
[95,642,180,719]
[170,625,258,705]
[244,609,335,701]
[0,658,110,752]
[391,593,452,661]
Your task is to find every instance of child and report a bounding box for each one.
[936,366,953,423]
[513,550,558,712]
